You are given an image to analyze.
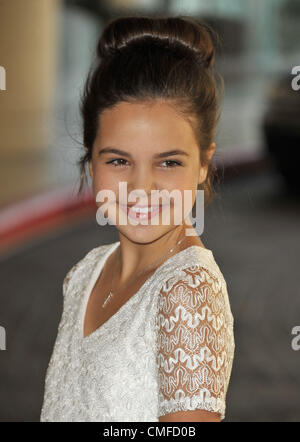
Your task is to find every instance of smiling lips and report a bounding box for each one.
[119,203,165,220]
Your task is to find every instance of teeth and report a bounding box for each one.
[131,206,155,213]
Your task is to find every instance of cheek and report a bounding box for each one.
[92,166,114,189]
[91,170,120,219]
[90,166,118,205]
[160,172,198,217]
[164,169,198,193]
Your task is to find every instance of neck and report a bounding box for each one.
[115,222,201,286]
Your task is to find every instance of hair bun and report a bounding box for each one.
[97,15,219,69]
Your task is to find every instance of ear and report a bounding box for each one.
[198,142,216,185]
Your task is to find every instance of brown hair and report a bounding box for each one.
[79,15,223,207]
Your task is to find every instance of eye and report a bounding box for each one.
[106,158,129,167]
[161,160,182,168]
[105,158,182,168]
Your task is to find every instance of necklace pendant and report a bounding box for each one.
[102,290,113,308]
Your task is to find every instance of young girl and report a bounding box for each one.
[40,15,235,423]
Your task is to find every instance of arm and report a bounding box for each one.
[159,409,221,422]
[156,264,235,423]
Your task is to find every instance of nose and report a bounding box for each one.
[127,165,157,203]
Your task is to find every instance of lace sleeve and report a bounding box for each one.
[156,264,235,421]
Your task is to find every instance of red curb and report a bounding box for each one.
[0,186,96,254]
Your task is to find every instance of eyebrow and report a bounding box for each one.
[98,147,189,158]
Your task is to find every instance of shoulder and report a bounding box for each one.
[157,246,233,325]
[157,258,234,337]
[62,241,119,295]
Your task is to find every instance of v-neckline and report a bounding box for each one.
[79,241,213,342]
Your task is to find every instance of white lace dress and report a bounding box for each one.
[40,241,235,422]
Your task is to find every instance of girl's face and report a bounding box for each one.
[88,100,215,244]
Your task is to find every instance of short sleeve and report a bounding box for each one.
[156,264,235,421]
[62,264,77,300]
[60,259,82,309]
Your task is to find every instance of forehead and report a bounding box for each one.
[96,100,197,149]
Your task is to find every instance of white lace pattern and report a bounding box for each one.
[40,241,235,422]
[156,264,235,419]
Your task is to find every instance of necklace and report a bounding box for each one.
[102,233,187,308]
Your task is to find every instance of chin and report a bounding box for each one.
[118,224,173,245]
